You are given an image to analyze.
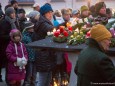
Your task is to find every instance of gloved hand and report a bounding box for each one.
[16,57,22,66]
[21,57,27,66]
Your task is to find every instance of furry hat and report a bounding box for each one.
[80,5,89,13]
[95,2,106,14]
[10,29,22,42]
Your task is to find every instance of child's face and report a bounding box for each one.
[81,10,89,17]
[28,28,34,33]
[63,14,70,21]
[14,36,21,43]
[34,15,40,20]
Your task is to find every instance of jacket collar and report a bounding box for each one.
[10,41,21,46]
[86,38,105,52]
[35,15,53,30]
[41,15,53,25]
[23,31,33,37]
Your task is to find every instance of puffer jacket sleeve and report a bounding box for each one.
[6,44,17,62]
[39,21,54,33]
[98,56,115,82]
[34,16,55,33]
[22,43,28,60]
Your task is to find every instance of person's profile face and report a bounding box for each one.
[13,3,18,9]
[99,7,106,15]
[10,12,16,19]
[63,14,70,21]
[81,10,89,17]
[44,11,53,21]
[34,15,40,20]
[99,38,111,51]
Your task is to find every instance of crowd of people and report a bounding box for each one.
[0,0,115,86]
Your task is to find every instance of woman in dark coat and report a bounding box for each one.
[0,7,19,84]
[32,4,56,86]
[74,24,115,86]
[94,2,108,25]
[0,3,4,82]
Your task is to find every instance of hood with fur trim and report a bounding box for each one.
[10,29,22,43]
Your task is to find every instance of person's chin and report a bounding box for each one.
[106,47,109,51]
[15,41,20,43]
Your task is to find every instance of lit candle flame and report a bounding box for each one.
[75,28,79,33]
[66,22,72,27]
[112,9,115,15]
[62,80,68,85]
[53,28,56,33]
[54,81,58,86]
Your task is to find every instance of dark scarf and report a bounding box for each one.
[5,15,17,29]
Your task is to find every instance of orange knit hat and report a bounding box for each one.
[90,24,112,42]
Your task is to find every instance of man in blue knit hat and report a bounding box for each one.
[33,3,56,86]
[40,3,53,16]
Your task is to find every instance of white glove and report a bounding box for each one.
[16,57,22,66]
[21,57,27,66]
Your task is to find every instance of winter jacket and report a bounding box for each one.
[94,14,108,25]
[32,15,54,41]
[74,38,115,86]
[106,19,115,30]
[18,18,27,32]
[32,15,56,72]
[22,31,35,61]
[53,15,59,27]
[0,18,20,66]
[6,41,28,81]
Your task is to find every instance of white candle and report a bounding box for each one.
[78,19,83,23]
[50,32,53,35]
[75,28,79,33]
[84,18,88,22]
[47,32,51,36]
[53,28,56,33]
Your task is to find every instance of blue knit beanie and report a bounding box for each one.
[40,4,53,15]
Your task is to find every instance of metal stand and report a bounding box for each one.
[68,53,78,86]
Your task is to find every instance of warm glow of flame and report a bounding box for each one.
[75,28,79,33]
[65,80,68,85]
[54,81,58,86]
[62,80,68,85]
[112,9,115,14]
[53,28,56,33]
[66,22,72,27]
